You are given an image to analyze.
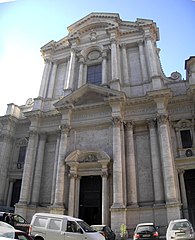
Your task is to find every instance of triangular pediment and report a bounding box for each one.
[54,84,126,110]
[67,12,144,40]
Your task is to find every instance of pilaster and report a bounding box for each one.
[124,121,138,206]
[147,118,164,204]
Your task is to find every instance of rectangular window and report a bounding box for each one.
[48,219,62,230]
[87,64,102,85]
[18,146,26,164]
[34,217,47,228]
[180,130,192,148]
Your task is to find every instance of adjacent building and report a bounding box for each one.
[0,12,195,235]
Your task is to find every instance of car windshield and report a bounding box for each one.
[77,221,96,232]
[91,226,104,231]
[172,222,190,230]
[137,226,155,232]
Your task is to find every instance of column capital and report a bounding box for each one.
[157,114,169,125]
[147,118,157,128]
[101,169,108,178]
[137,40,144,46]
[110,38,117,44]
[124,121,134,131]
[59,124,71,134]
[29,130,38,137]
[120,43,127,49]
[112,117,122,127]
[39,132,47,140]
[177,169,185,175]
[0,133,13,142]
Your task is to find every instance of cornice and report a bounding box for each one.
[23,110,43,119]
[0,115,19,125]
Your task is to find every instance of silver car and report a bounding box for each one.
[166,219,195,240]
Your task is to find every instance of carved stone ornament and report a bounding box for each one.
[26,98,34,106]
[170,71,182,81]
[175,119,192,129]
[16,138,28,146]
[84,154,98,162]
[90,30,97,41]
[87,50,101,60]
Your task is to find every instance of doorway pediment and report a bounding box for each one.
[65,149,110,164]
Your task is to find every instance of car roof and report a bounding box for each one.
[0,222,15,229]
[170,219,189,223]
[137,223,155,226]
[32,213,82,222]
[91,225,106,227]
[0,237,17,240]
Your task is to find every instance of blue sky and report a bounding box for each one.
[0,0,195,115]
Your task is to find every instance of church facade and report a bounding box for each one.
[0,12,195,235]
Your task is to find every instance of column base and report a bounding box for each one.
[111,202,125,209]
[109,79,121,91]
[15,202,28,219]
[50,204,66,215]
[110,206,126,239]
[166,202,182,222]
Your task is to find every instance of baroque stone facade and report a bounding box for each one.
[0,12,195,236]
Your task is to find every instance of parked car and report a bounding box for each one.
[0,238,17,240]
[166,219,195,240]
[133,223,159,240]
[0,212,29,233]
[0,228,33,240]
[0,222,15,230]
[91,225,116,240]
[30,212,105,240]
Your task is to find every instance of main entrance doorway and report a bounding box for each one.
[184,169,195,228]
[79,176,102,225]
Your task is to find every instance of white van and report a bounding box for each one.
[29,213,105,240]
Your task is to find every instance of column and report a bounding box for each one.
[78,57,84,88]
[148,119,164,204]
[112,117,124,208]
[6,179,14,207]
[51,131,61,204]
[39,59,52,98]
[68,163,78,216]
[144,36,158,78]
[121,44,129,85]
[74,176,80,217]
[66,48,76,90]
[101,166,109,225]
[137,40,148,83]
[124,121,138,206]
[157,115,181,220]
[102,51,108,86]
[53,124,70,208]
[18,130,38,204]
[111,38,119,80]
[31,133,47,205]
[64,58,70,90]
[47,62,58,98]
[145,36,163,89]
[0,134,13,204]
[178,170,189,219]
